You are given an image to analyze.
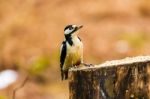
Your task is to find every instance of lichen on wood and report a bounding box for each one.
[69,56,150,99]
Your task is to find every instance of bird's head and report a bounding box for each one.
[64,25,83,36]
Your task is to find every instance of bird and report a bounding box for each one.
[60,24,83,80]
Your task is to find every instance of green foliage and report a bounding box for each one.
[29,56,50,75]
[0,95,6,99]
[121,32,148,49]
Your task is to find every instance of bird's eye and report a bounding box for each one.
[69,27,73,30]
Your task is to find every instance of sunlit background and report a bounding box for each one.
[0,0,150,99]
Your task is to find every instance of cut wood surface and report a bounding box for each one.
[69,56,150,99]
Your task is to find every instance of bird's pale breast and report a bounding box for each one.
[63,36,83,70]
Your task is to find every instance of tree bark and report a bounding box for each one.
[69,56,150,99]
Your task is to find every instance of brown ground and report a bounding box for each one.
[0,0,150,99]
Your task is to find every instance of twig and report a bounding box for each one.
[12,74,29,99]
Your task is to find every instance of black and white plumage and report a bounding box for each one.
[60,25,83,80]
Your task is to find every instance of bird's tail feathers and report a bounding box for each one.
[61,69,68,80]
[61,69,64,80]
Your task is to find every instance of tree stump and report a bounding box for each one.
[69,56,150,99]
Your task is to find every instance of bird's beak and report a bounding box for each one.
[77,25,83,30]
[72,25,83,35]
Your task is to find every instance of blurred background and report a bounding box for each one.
[0,0,150,99]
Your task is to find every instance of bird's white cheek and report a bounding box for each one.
[64,29,73,35]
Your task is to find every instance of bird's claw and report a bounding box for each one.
[82,63,93,67]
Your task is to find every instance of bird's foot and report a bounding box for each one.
[74,65,78,68]
[81,63,93,67]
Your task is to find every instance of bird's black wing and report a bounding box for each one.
[60,41,67,80]
[60,41,66,67]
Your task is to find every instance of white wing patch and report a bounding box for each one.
[60,43,63,54]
